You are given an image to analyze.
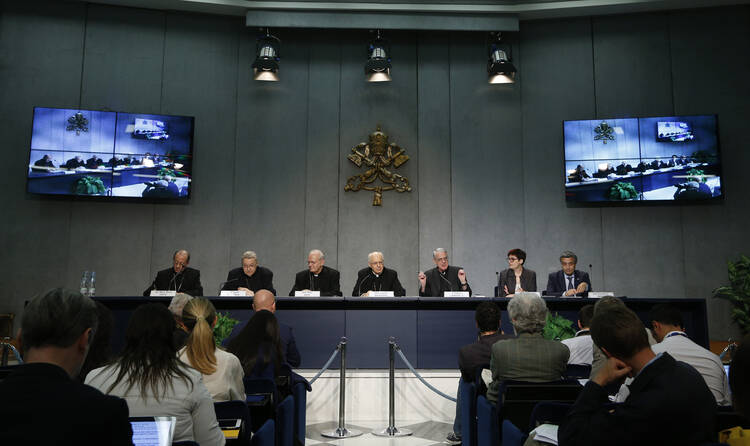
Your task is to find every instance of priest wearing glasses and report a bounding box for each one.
[418,248,471,297]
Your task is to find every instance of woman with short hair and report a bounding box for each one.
[498,248,537,297]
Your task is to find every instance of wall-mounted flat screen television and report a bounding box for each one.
[563,114,722,203]
[27,107,194,199]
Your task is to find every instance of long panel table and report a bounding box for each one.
[95,296,708,369]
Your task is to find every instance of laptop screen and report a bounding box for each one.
[129,416,176,446]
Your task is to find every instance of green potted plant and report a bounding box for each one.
[713,255,750,335]
[213,312,240,347]
[543,312,576,341]
[607,181,638,200]
[72,176,107,195]
[685,168,706,183]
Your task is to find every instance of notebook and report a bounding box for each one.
[129,416,176,446]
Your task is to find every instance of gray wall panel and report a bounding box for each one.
[337,30,420,295]
[231,29,310,296]
[519,18,603,292]
[151,13,241,295]
[417,31,453,274]
[0,1,84,321]
[450,32,524,296]
[669,6,750,339]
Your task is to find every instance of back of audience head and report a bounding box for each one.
[578,304,594,330]
[252,289,276,313]
[21,288,98,377]
[593,295,625,316]
[168,293,194,322]
[78,301,114,382]
[181,297,218,375]
[731,334,750,420]
[507,292,547,335]
[226,309,282,375]
[648,304,684,342]
[475,302,502,334]
[591,305,649,360]
[105,303,192,400]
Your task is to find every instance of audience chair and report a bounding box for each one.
[564,364,591,379]
[292,381,308,446]
[476,395,499,446]
[250,419,274,446]
[498,380,583,434]
[458,379,477,446]
[214,400,252,446]
[276,395,294,446]
[0,365,20,381]
[716,406,750,431]
[172,442,199,446]
[501,420,527,446]
[528,402,572,432]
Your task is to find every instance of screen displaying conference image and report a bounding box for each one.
[563,114,722,203]
[27,107,194,199]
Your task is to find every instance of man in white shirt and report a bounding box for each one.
[649,304,730,406]
[562,304,594,365]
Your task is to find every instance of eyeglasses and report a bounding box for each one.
[435,257,449,263]
[507,257,519,262]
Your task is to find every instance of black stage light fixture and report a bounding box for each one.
[252,29,281,82]
[487,32,516,84]
[365,30,392,82]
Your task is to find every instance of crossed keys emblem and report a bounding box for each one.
[344,125,412,206]
[594,121,615,144]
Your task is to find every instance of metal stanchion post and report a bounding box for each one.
[373,337,412,437]
[321,337,362,438]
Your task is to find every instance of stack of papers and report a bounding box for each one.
[530,424,558,445]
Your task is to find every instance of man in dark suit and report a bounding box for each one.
[352,251,406,296]
[545,250,591,297]
[224,289,301,367]
[558,305,716,446]
[418,248,471,297]
[85,155,103,169]
[0,288,133,445]
[143,249,203,296]
[289,249,342,296]
[446,302,512,444]
[64,155,85,169]
[222,250,276,296]
[32,154,54,171]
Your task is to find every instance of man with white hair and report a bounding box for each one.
[289,249,342,296]
[418,248,471,297]
[221,250,276,296]
[486,292,569,404]
[352,251,406,296]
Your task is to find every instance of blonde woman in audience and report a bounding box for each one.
[179,297,245,401]
[85,303,225,446]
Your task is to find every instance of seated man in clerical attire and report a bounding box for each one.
[64,156,85,169]
[545,250,591,297]
[558,305,716,446]
[352,251,406,296]
[614,162,632,175]
[85,156,103,169]
[418,248,471,297]
[143,249,203,296]
[289,249,342,296]
[32,154,54,172]
[222,250,276,296]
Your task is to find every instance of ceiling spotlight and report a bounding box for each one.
[487,32,516,84]
[252,29,281,82]
[365,30,392,82]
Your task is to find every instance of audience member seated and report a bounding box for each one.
[446,302,513,445]
[289,249,342,296]
[142,178,180,198]
[545,250,591,297]
[77,301,114,382]
[225,290,300,367]
[418,247,472,297]
[168,293,193,349]
[0,288,133,445]
[85,155,103,169]
[558,305,716,446]
[222,250,277,296]
[32,154,54,171]
[486,292,569,405]
[143,249,203,297]
[674,180,712,200]
[648,304,730,406]
[561,304,594,366]
[226,309,291,399]
[731,334,750,420]
[353,251,406,296]
[85,303,225,446]
[498,248,537,297]
[179,297,245,402]
[64,155,85,169]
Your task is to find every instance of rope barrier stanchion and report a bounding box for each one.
[308,341,341,386]
[321,337,362,439]
[373,337,413,437]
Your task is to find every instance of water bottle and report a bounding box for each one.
[88,271,96,297]
[80,271,90,297]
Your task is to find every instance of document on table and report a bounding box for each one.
[530,423,558,445]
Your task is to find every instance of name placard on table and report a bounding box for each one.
[368,291,395,297]
[220,290,247,297]
[443,291,470,297]
[150,290,176,297]
[294,290,321,297]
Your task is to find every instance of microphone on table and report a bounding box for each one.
[495,271,499,297]
[357,272,373,297]
[439,271,455,292]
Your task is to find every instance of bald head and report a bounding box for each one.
[252,289,276,313]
